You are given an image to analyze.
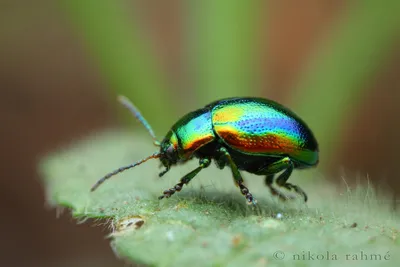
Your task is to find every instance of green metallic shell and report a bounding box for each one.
[171,108,215,158]
[210,98,319,166]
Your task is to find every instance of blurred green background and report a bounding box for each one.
[0,0,399,266]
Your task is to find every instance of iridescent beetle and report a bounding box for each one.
[91,96,319,204]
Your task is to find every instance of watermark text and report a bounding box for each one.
[273,250,390,261]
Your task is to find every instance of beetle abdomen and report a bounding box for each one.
[210,98,318,166]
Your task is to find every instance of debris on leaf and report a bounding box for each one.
[350,222,357,228]
[112,215,145,236]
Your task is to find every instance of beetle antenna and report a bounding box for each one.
[90,152,160,192]
[118,95,160,146]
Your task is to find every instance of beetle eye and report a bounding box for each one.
[166,145,175,158]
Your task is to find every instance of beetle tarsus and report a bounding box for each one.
[265,174,307,202]
[238,182,257,205]
[267,184,293,201]
[159,182,184,199]
[159,167,169,177]
[281,182,308,202]
[237,183,253,204]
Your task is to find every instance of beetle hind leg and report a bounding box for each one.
[158,158,211,200]
[262,157,308,202]
[276,180,308,202]
[265,174,292,201]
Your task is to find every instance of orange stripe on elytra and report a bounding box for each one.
[217,129,297,154]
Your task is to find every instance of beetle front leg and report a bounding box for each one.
[219,147,257,205]
[158,158,211,200]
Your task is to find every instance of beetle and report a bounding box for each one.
[91,96,319,204]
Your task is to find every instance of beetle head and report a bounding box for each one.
[159,130,179,176]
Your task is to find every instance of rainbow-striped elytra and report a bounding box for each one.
[91,96,319,205]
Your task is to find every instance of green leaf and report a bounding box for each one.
[40,131,399,266]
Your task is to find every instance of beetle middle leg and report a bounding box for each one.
[218,147,257,205]
[158,158,211,200]
[261,157,308,202]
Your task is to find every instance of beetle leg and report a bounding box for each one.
[214,156,226,170]
[219,147,257,205]
[158,166,170,177]
[265,174,292,201]
[263,157,308,202]
[276,180,308,202]
[274,160,308,202]
[158,158,211,200]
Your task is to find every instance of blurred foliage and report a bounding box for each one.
[291,0,400,167]
[41,131,399,266]
[188,0,262,104]
[62,0,176,132]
